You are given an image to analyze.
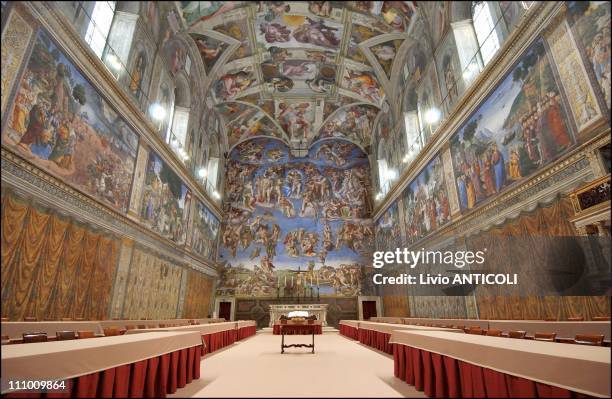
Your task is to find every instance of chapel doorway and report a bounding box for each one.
[362,300,378,320]
[219,301,232,321]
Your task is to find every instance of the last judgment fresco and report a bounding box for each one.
[218,138,375,298]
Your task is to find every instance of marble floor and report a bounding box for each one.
[170,330,426,397]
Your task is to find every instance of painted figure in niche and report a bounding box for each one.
[277,102,312,140]
[195,36,222,66]
[217,70,254,98]
[567,1,611,109]
[214,21,252,60]
[371,42,397,76]
[293,17,341,48]
[129,51,146,98]
[442,53,458,104]
[170,45,185,75]
[344,70,384,104]
[406,41,427,82]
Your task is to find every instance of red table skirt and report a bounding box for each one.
[339,324,358,340]
[202,329,237,355]
[393,344,591,398]
[237,325,257,340]
[5,345,201,398]
[272,324,322,335]
[358,328,393,354]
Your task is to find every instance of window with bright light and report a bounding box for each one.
[207,157,220,189]
[169,106,190,148]
[84,1,116,58]
[378,159,389,194]
[403,111,421,164]
[472,1,500,66]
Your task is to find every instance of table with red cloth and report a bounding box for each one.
[236,321,257,340]
[357,321,462,355]
[390,330,611,398]
[1,331,202,398]
[339,320,360,340]
[127,322,240,356]
[273,322,322,335]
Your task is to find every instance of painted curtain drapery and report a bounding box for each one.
[183,270,214,318]
[467,197,610,320]
[1,191,118,320]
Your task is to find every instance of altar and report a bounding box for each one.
[269,304,328,327]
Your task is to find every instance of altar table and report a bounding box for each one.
[390,330,611,398]
[1,331,202,397]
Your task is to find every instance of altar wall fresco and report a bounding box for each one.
[218,137,376,298]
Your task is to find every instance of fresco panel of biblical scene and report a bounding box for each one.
[4,30,139,213]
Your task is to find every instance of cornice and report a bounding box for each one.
[372,1,607,221]
[25,2,223,219]
[1,148,218,278]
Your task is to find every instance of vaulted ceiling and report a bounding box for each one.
[181,1,423,154]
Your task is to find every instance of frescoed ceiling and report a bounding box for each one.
[181,1,420,152]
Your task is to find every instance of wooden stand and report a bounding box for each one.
[280,324,315,354]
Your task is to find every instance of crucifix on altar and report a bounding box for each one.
[277,263,320,303]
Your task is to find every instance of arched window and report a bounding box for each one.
[167,75,191,161]
[84,1,116,58]
[472,1,501,66]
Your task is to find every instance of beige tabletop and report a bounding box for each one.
[358,321,462,334]
[339,320,360,328]
[487,320,611,340]
[125,321,239,335]
[237,320,257,328]
[96,319,190,328]
[390,330,611,397]
[402,318,489,328]
[1,331,203,390]
[370,317,404,324]
[1,321,104,339]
